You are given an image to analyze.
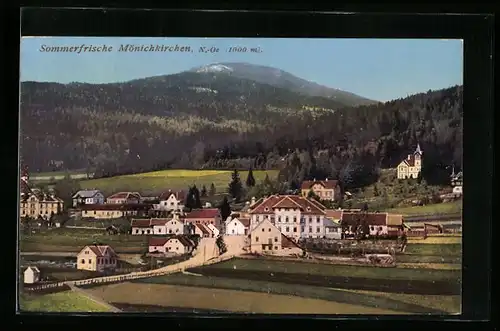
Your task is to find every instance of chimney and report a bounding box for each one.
[251,196,256,205]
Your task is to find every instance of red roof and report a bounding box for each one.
[107,192,141,200]
[281,234,302,249]
[159,190,186,201]
[150,218,170,226]
[326,209,343,219]
[131,219,152,227]
[148,237,169,247]
[185,208,219,219]
[341,212,388,226]
[301,179,339,190]
[79,203,151,211]
[249,195,326,215]
[84,245,117,257]
[195,223,211,235]
[239,218,251,227]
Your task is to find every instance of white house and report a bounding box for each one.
[248,218,304,256]
[225,216,250,235]
[165,217,185,235]
[72,190,105,207]
[148,236,194,255]
[155,190,186,211]
[23,266,41,284]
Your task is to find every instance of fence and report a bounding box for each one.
[23,282,68,293]
[72,253,237,288]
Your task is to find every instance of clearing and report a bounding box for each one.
[198,257,460,282]
[387,200,462,216]
[86,282,403,314]
[78,169,279,195]
[19,290,112,312]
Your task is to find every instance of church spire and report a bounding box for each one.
[415,143,423,155]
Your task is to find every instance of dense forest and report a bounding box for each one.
[19,69,462,190]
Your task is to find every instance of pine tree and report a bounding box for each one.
[219,196,231,223]
[192,185,202,209]
[246,167,256,187]
[228,169,243,202]
[201,185,207,197]
[185,186,195,211]
[209,183,216,197]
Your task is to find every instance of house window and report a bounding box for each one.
[135,229,139,234]
[262,228,265,232]
[277,216,281,222]
[85,251,88,254]
[88,259,91,264]
[371,226,374,231]
[274,237,278,242]
[176,247,179,250]
[378,226,383,231]
[147,230,151,234]
[264,207,269,211]
[301,226,304,232]
[285,217,289,222]
[317,218,320,223]
[256,236,259,242]
[169,229,172,234]
[141,230,145,234]
[286,227,289,232]
[274,246,278,250]
[293,227,297,232]
[317,227,320,233]
[81,259,85,264]
[293,217,297,223]
[268,228,271,232]
[232,229,235,234]
[158,228,162,233]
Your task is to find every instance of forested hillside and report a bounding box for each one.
[20,71,462,190]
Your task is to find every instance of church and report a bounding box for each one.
[396,144,423,179]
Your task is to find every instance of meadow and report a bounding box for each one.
[19,290,112,312]
[77,169,279,195]
[19,228,148,253]
[387,200,462,216]
[87,282,404,314]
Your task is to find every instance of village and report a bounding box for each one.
[19,144,463,288]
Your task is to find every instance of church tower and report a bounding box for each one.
[414,143,423,168]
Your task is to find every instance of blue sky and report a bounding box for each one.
[20,37,463,102]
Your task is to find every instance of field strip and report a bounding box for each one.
[67,283,121,312]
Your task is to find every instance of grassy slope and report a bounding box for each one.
[387,200,462,216]
[78,169,279,195]
[129,273,448,314]
[20,228,147,253]
[19,291,112,312]
[199,257,460,282]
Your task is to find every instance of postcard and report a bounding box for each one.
[18,37,463,315]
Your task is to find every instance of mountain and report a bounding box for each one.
[189,62,378,106]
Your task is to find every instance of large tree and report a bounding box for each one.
[228,169,243,202]
[246,167,256,187]
[219,196,231,222]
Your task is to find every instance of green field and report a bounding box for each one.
[131,273,456,314]
[19,291,112,312]
[78,169,279,195]
[387,200,462,216]
[404,243,462,256]
[20,228,147,253]
[198,257,460,282]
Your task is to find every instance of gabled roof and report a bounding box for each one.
[159,190,186,201]
[249,195,326,215]
[185,208,219,219]
[107,192,141,200]
[150,218,170,226]
[25,266,40,274]
[301,179,339,190]
[170,235,195,247]
[238,218,251,227]
[82,245,117,257]
[281,234,303,249]
[72,190,102,198]
[324,217,341,227]
[326,209,343,220]
[400,154,418,167]
[148,237,169,247]
[341,212,388,226]
[131,219,152,227]
[194,223,212,235]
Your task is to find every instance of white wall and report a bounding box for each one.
[166,219,184,234]
[226,219,246,235]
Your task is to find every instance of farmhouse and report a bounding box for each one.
[72,190,105,207]
[154,190,186,211]
[77,244,118,272]
[23,266,40,284]
[106,192,141,204]
[300,178,341,201]
[131,219,154,235]
[248,219,304,255]
[163,217,186,235]
[397,144,423,179]
[225,216,250,235]
[19,190,64,219]
[80,204,151,219]
[191,223,213,238]
[184,208,221,227]
[148,236,194,255]
[340,212,403,237]
[248,195,328,241]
